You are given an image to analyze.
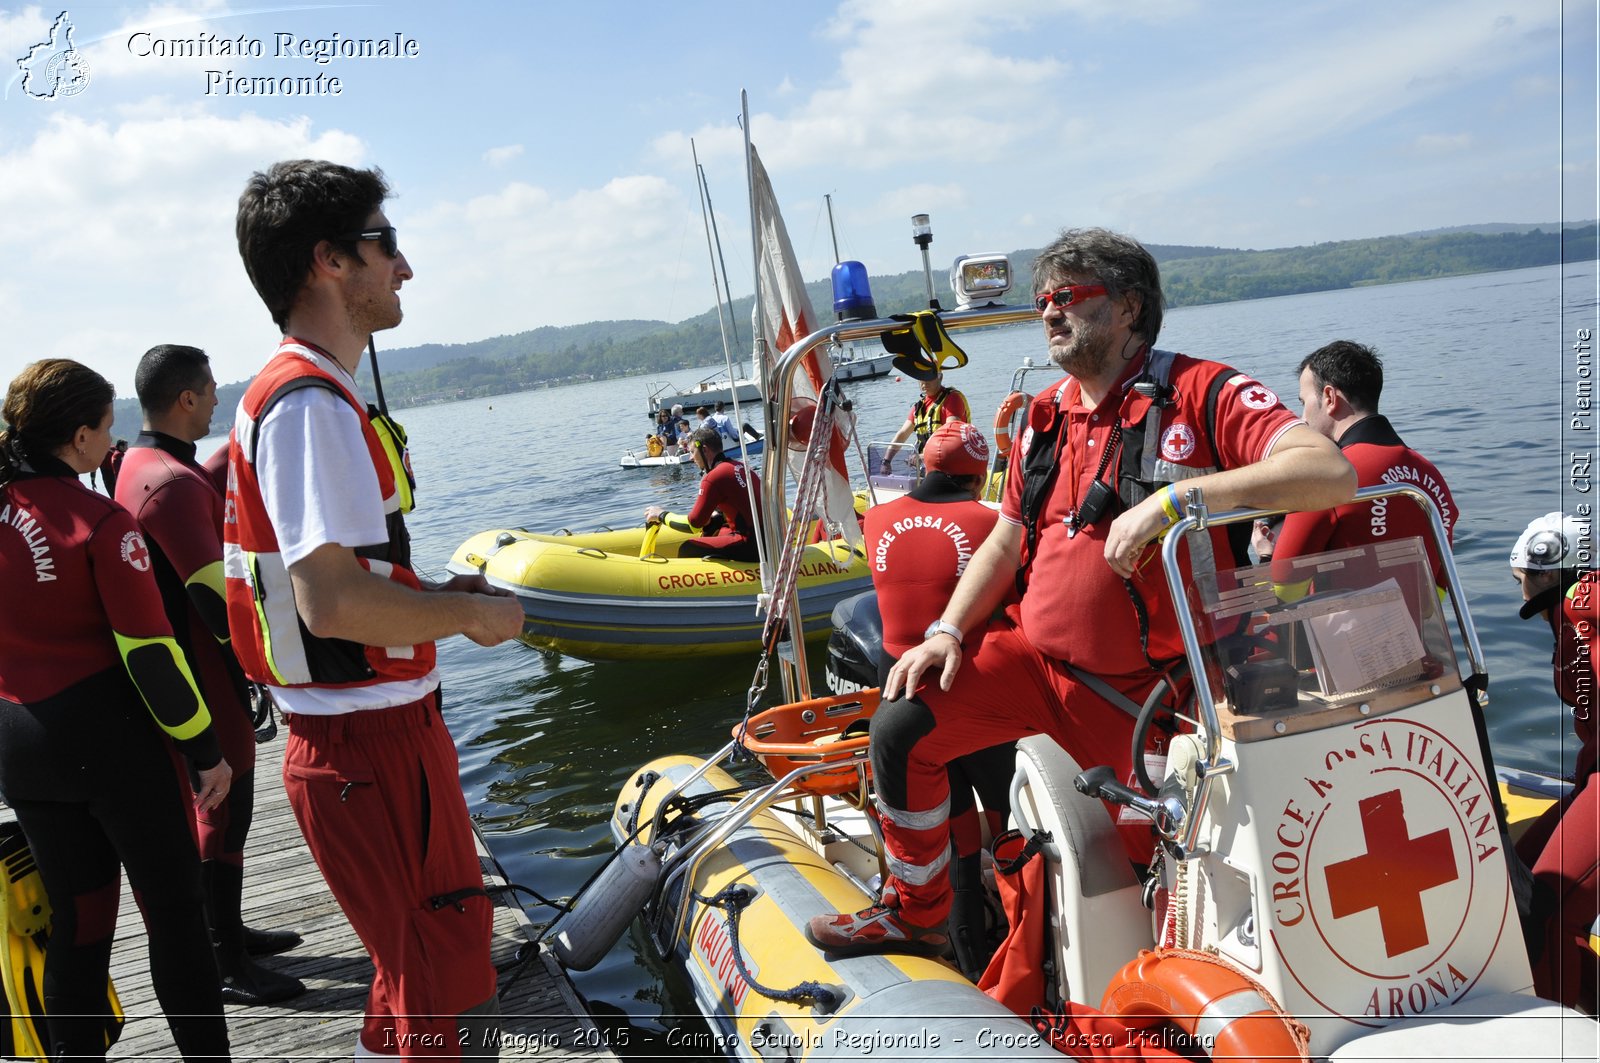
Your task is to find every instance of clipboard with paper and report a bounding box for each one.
[1272,577,1426,697]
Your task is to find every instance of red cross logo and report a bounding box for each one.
[1237,381,1280,410]
[1324,789,1458,957]
[1160,423,1196,460]
[120,531,150,572]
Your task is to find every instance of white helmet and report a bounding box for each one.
[1509,511,1588,570]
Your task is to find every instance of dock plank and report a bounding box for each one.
[9,736,611,1062]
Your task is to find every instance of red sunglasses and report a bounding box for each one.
[1033,283,1108,312]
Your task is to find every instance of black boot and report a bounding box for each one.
[204,861,306,1005]
[216,948,306,1006]
[948,852,993,982]
[242,925,303,956]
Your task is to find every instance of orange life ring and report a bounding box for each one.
[993,390,1029,453]
[1101,948,1310,1061]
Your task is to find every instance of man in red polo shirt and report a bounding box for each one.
[807,227,1355,957]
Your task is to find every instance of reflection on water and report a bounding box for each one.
[366,262,1591,1047]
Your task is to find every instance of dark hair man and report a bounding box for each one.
[228,159,524,1057]
[1509,512,1599,1011]
[645,425,763,560]
[807,227,1355,957]
[117,344,305,1006]
[1260,340,1458,589]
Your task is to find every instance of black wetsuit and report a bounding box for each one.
[0,455,229,1061]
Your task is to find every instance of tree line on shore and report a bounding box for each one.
[110,223,1599,439]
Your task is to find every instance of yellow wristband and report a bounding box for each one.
[1159,484,1182,525]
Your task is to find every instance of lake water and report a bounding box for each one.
[280,261,1596,1051]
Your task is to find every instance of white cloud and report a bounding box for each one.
[397,174,695,344]
[0,109,365,388]
[1096,1,1562,230]
[874,182,967,219]
[482,144,523,167]
[652,0,1079,175]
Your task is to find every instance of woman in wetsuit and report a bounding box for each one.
[0,359,232,1061]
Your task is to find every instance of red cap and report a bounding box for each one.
[923,420,989,477]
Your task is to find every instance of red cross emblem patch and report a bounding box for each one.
[1238,381,1280,410]
[1160,422,1197,461]
[120,530,150,572]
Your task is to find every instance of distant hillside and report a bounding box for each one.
[108,222,1599,437]
[374,319,670,375]
[1401,221,1592,238]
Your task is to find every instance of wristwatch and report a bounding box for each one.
[924,620,964,644]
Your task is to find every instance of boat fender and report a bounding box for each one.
[549,842,662,972]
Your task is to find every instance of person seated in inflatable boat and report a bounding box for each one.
[865,418,1013,978]
[806,226,1356,958]
[1510,511,1600,1013]
[645,425,764,562]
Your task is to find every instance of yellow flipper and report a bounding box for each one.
[0,823,124,1061]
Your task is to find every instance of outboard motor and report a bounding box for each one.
[825,591,882,695]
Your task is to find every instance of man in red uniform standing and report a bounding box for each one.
[807,227,1355,957]
[645,425,763,561]
[1260,340,1458,587]
[227,160,525,1058]
[1510,512,1600,1013]
[117,343,305,1006]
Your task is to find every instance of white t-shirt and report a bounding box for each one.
[254,358,438,714]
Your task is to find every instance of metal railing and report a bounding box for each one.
[1158,481,1480,856]
[758,303,1040,701]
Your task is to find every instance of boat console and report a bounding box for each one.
[1023,485,1595,1057]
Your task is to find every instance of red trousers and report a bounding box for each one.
[284,693,496,1058]
[874,613,1163,927]
[1517,762,1600,1013]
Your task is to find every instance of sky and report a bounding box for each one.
[0,0,1595,393]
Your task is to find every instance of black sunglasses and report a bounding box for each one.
[338,226,399,259]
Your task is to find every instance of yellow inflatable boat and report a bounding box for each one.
[446,519,871,662]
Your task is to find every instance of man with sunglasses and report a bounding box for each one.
[227,160,524,1057]
[645,425,763,560]
[807,227,1355,958]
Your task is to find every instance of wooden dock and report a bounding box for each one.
[13,737,615,1062]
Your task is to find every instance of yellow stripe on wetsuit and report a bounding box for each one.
[112,631,213,741]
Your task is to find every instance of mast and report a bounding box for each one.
[690,138,737,376]
[702,162,742,352]
[742,90,765,404]
[824,193,841,264]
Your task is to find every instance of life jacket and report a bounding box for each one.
[912,387,961,449]
[1013,350,1251,670]
[223,341,436,689]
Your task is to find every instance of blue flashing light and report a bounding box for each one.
[831,260,878,320]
